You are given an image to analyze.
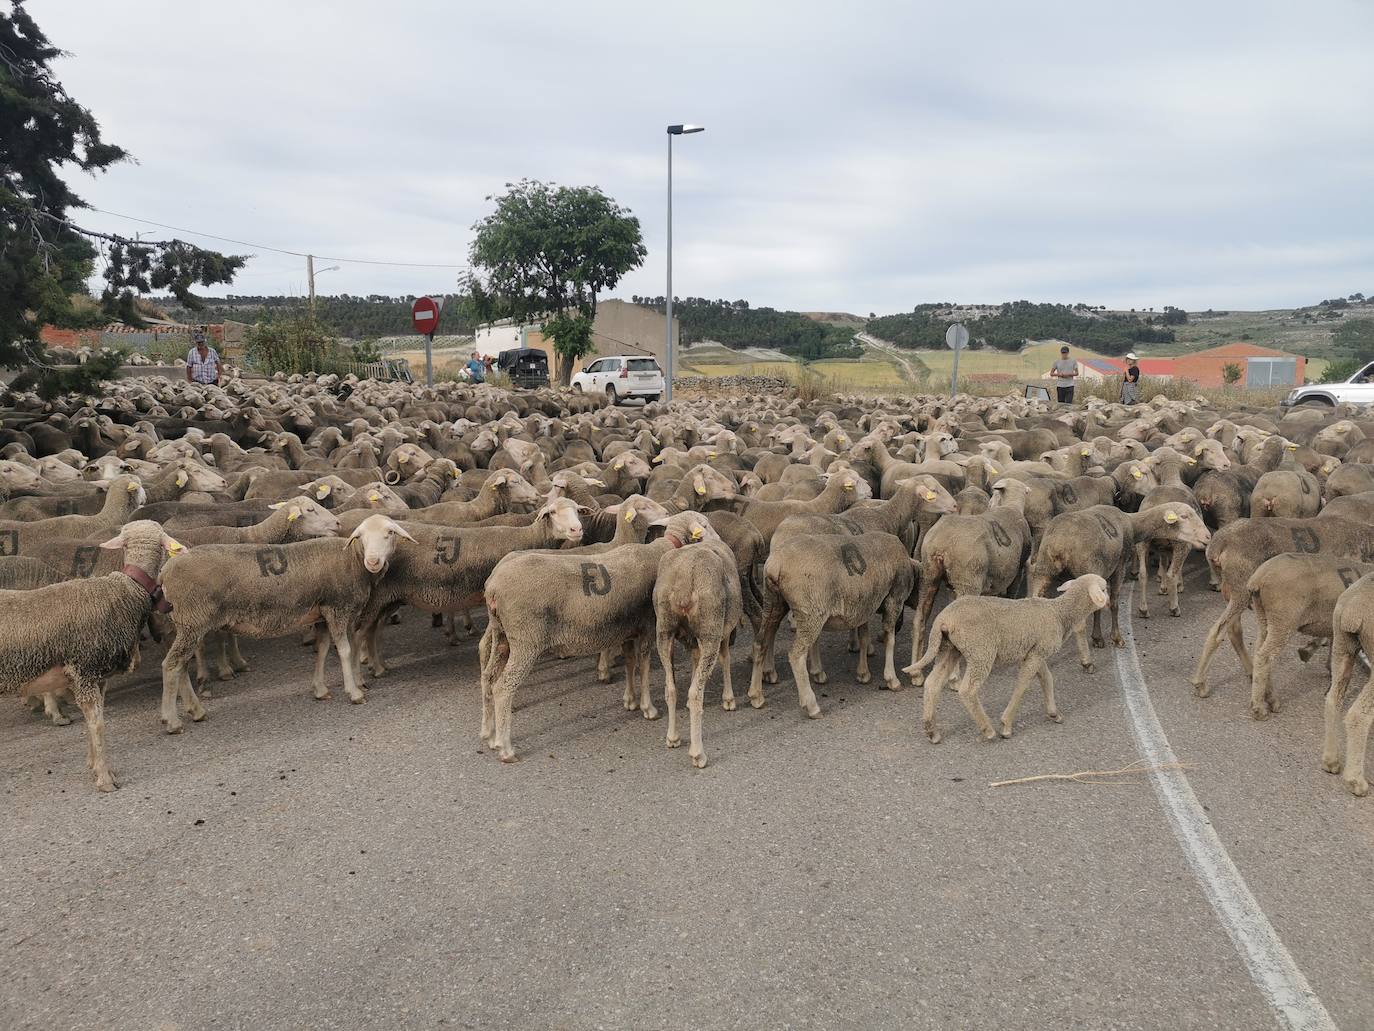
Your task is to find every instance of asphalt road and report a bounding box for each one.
[3,564,1373,1030]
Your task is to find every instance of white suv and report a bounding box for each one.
[570,355,665,403]
[1282,361,1374,408]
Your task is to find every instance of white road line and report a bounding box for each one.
[1115,606,1338,1031]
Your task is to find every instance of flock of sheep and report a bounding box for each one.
[3,371,1374,798]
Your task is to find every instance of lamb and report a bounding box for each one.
[905,573,1110,743]
[1245,554,1374,720]
[1323,573,1374,796]
[652,534,744,768]
[1190,515,1374,697]
[748,530,921,718]
[0,520,181,791]
[478,511,719,762]
[1028,504,1211,655]
[157,515,415,731]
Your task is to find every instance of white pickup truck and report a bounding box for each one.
[1282,361,1374,408]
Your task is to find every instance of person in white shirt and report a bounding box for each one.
[186,329,221,386]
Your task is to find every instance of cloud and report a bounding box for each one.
[39,0,1374,314]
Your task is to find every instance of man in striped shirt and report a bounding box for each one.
[186,329,221,386]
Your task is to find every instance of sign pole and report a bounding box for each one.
[425,332,434,388]
[945,322,969,399]
[950,345,960,398]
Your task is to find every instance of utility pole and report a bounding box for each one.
[307,254,316,310]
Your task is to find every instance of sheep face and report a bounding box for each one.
[0,460,44,489]
[907,476,957,515]
[535,498,585,544]
[1191,440,1231,471]
[1161,507,1212,549]
[279,499,341,539]
[490,470,540,505]
[176,461,229,493]
[1060,573,1110,610]
[349,516,416,575]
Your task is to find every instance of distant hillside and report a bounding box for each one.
[630,296,861,361]
[156,293,480,340]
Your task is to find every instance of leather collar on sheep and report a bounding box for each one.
[121,565,172,613]
[664,532,685,549]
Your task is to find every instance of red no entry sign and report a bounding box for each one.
[411,296,441,335]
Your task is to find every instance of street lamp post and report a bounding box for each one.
[306,255,341,310]
[665,123,704,403]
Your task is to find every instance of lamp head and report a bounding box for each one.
[667,124,706,135]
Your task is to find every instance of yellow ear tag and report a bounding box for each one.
[287,507,300,523]
[690,525,703,541]
[368,491,381,502]
[176,471,188,487]
[624,507,636,522]
[127,481,137,492]
[1080,449,1092,457]
[451,469,459,478]
[695,484,706,495]
[1164,511,1179,524]
[317,485,331,498]
[1287,444,1298,450]
[1186,457,1197,465]
[398,455,409,463]
[614,462,624,471]
[166,538,185,555]
[923,490,936,501]
[653,455,666,463]
[708,452,718,458]
[844,482,854,491]
[1131,468,1142,479]
[1323,465,1333,474]
[839,436,847,445]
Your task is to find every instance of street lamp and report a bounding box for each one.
[306,255,341,309]
[665,123,705,402]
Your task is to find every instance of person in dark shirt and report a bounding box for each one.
[1121,352,1141,404]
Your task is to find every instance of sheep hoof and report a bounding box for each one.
[803,702,821,719]
[812,671,828,685]
[691,751,708,769]
[499,752,521,764]
[1137,608,1149,619]
[748,693,765,709]
[856,671,872,685]
[1349,777,1370,797]
[199,686,214,699]
[924,722,942,744]
[598,672,612,684]
[999,726,1013,738]
[764,670,778,685]
[667,735,681,748]
[1209,582,1221,592]
[908,672,925,688]
[1191,680,1210,698]
[884,678,903,692]
[1081,662,1096,673]
[1112,635,1125,648]
[721,697,737,711]
[1250,706,1269,721]
[232,664,250,674]
[641,705,659,721]
[50,714,72,727]
[1091,636,1105,649]
[217,670,235,682]
[315,691,332,701]
[622,697,636,711]
[981,727,998,741]
[190,707,207,723]
[95,774,118,792]
[1322,757,1343,775]
[1169,608,1181,618]
[162,721,184,735]
[1048,711,1063,724]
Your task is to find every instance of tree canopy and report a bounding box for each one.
[468,179,646,384]
[0,1,246,368]
[866,302,1176,356]
[631,296,861,361]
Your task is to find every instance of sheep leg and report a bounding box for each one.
[881,607,902,691]
[999,659,1041,738]
[787,613,824,718]
[42,692,71,726]
[955,660,997,742]
[365,611,391,677]
[1190,595,1247,697]
[848,629,860,654]
[748,589,788,707]
[921,642,957,743]
[1134,541,1151,619]
[719,637,736,711]
[1323,638,1357,775]
[809,638,828,684]
[686,637,719,769]
[213,631,236,681]
[1165,543,1186,616]
[909,578,942,687]
[855,624,873,684]
[740,571,763,639]
[193,640,211,689]
[310,623,334,700]
[74,683,116,792]
[622,639,639,711]
[636,637,656,719]
[226,633,250,674]
[478,622,508,748]
[1228,611,1253,677]
[492,651,539,763]
[1249,621,1289,720]
[658,631,680,747]
[1090,608,1106,650]
[160,634,200,733]
[1342,675,1374,797]
[326,611,366,704]
[1108,565,1126,647]
[598,647,613,684]
[1037,657,1061,723]
[1074,622,1095,673]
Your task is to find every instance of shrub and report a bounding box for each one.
[1222,362,1243,385]
[245,314,344,376]
[1320,356,1367,383]
[9,347,129,400]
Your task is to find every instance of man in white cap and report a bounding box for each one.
[1121,352,1141,405]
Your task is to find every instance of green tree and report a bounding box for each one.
[1221,362,1243,385]
[1333,319,1374,356]
[468,179,646,385]
[0,2,246,377]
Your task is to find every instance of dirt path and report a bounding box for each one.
[858,331,924,385]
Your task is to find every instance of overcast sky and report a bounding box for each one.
[39,0,1374,314]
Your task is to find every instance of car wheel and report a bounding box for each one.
[573,383,583,393]
[606,384,619,404]
[645,394,660,402]
[1299,397,1334,408]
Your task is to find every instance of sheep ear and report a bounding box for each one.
[268,501,286,510]
[175,470,188,487]
[390,522,417,543]
[97,532,125,551]
[1056,581,1073,593]
[647,515,670,528]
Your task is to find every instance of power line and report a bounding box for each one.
[77,206,471,270]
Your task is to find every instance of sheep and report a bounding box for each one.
[0,556,73,724]
[748,530,921,718]
[1323,573,1374,796]
[906,573,1110,743]
[173,497,340,546]
[1245,554,1374,720]
[0,475,146,553]
[157,515,416,731]
[0,520,181,791]
[735,469,872,548]
[652,534,744,768]
[404,468,540,526]
[1029,504,1211,655]
[478,511,720,762]
[1251,468,1321,518]
[353,497,589,678]
[1190,515,1374,697]
[910,477,1034,681]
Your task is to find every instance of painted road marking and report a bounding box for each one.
[1115,606,1337,1031]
